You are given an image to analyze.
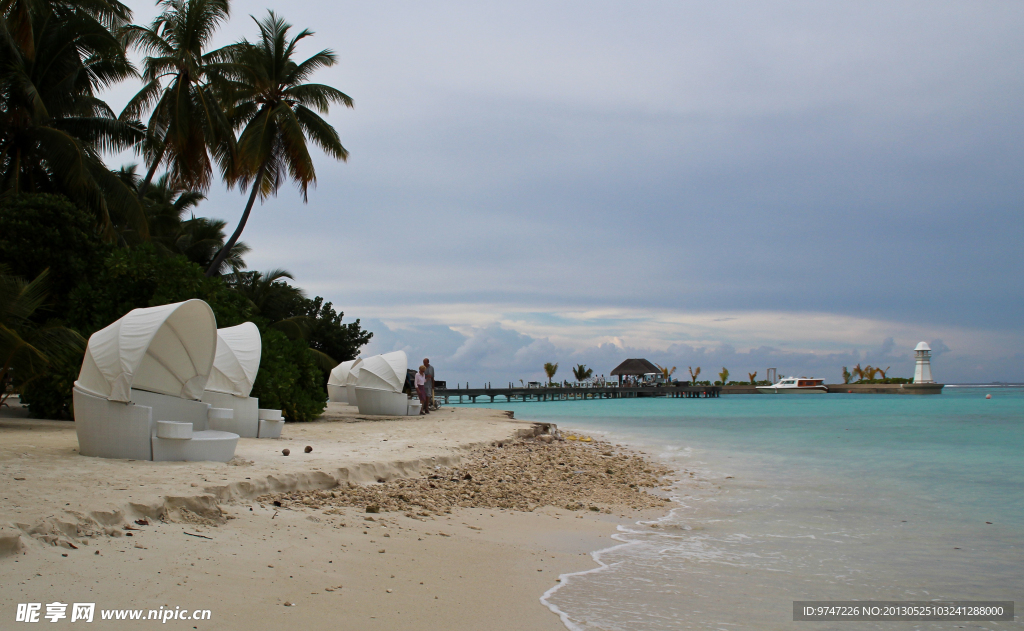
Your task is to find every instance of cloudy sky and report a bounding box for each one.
[107,0,1024,384]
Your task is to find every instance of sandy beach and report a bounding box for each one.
[1,401,674,630]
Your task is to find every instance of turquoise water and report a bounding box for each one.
[465,387,1024,630]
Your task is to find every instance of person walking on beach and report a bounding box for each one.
[415,365,429,415]
[423,358,435,409]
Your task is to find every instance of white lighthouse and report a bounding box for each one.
[913,341,934,384]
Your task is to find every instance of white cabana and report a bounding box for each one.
[205,322,261,397]
[73,300,240,462]
[327,359,360,404]
[354,351,418,415]
[344,359,363,405]
[200,323,281,438]
[357,351,407,392]
[76,299,217,402]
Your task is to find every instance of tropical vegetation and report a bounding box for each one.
[571,363,593,382]
[543,362,558,385]
[0,0,368,421]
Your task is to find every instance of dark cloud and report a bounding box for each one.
[103,1,1022,379]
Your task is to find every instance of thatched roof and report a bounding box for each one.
[609,358,661,376]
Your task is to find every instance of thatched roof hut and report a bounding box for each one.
[609,358,661,384]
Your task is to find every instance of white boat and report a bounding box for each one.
[756,377,828,394]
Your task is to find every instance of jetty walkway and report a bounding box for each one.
[435,384,721,404]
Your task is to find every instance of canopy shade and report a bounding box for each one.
[609,358,661,376]
[344,359,363,385]
[356,351,408,393]
[76,300,218,403]
[328,359,360,387]
[205,323,262,397]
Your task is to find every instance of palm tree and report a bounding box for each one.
[0,265,85,403]
[206,11,353,277]
[571,364,593,383]
[121,0,238,198]
[842,367,852,384]
[688,366,701,384]
[225,268,303,320]
[225,268,337,371]
[748,371,757,385]
[718,367,730,385]
[543,362,558,386]
[0,0,146,236]
[113,166,248,271]
[655,364,676,382]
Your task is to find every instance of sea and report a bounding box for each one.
[466,386,1023,630]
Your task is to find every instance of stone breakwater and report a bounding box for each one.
[258,436,676,515]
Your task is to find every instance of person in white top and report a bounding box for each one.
[415,365,429,415]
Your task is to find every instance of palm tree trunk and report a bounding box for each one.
[205,161,267,277]
[136,140,167,200]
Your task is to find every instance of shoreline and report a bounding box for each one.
[1,401,678,630]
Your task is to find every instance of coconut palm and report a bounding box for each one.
[0,0,146,236]
[688,366,701,384]
[543,362,558,386]
[748,371,757,385]
[655,364,676,382]
[120,0,238,198]
[113,166,248,271]
[718,367,730,385]
[206,11,353,277]
[571,364,593,383]
[0,265,85,403]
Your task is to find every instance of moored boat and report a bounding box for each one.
[756,377,828,394]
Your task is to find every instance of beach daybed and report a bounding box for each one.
[200,323,283,438]
[354,351,419,415]
[327,358,360,404]
[73,299,240,462]
[345,358,363,405]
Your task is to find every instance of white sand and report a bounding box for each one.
[0,401,654,630]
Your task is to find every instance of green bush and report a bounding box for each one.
[21,245,254,419]
[0,193,107,316]
[250,327,327,422]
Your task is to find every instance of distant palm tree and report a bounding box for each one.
[0,266,85,403]
[718,367,730,385]
[655,364,676,382]
[543,362,558,385]
[206,11,353,276]
[225,268,335,370]
[114,166,249,272]
[842,367,852,384]
[852,364,864,381]
[688,366,701,384]
[121,0,238,198]
[877,366,890,379]
[225,268,302,318]
[748,371,757,385]
[571,364,593,382]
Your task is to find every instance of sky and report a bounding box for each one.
[104,0,1024,385]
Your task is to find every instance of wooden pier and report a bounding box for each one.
[435,384,721,404]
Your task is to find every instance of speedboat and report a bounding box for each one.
[756,377,828,394]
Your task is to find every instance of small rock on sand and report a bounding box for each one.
[282,449,290,456]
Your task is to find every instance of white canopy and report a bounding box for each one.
[356,351,408,393]
[345,359,363,386]
[328,359,360,388]
[76,299,217,403]
[205,323,262,397]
